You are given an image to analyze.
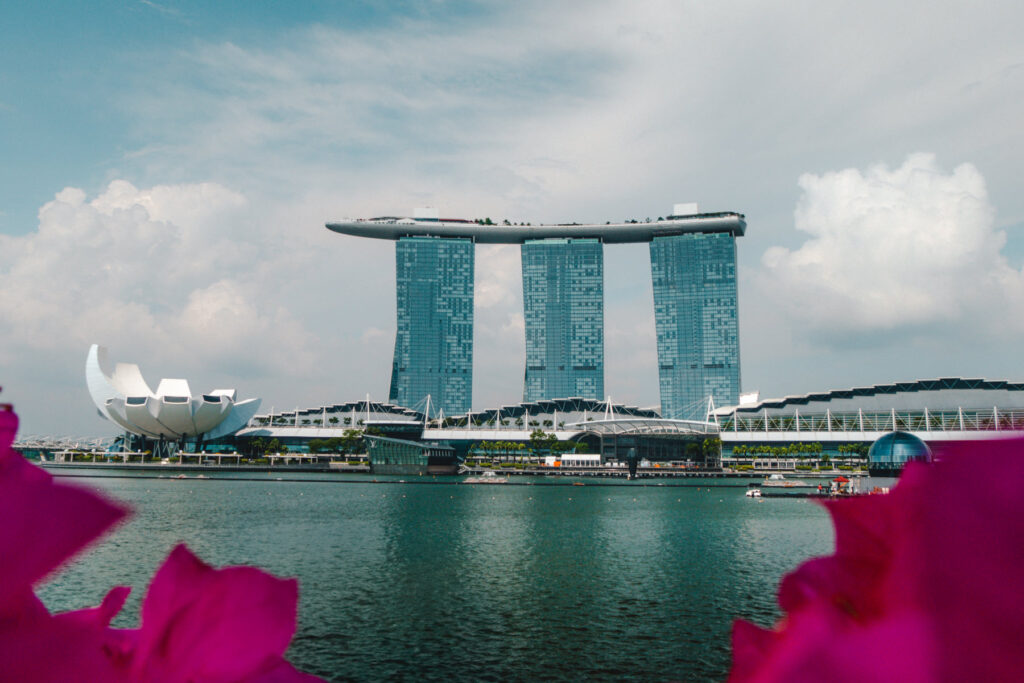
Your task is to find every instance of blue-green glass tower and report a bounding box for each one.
[389,236,474,416]
[650,232,740,420]
[521,238,604,401]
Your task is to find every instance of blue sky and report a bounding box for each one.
[2,0,1024,434]
[1,1,487,235]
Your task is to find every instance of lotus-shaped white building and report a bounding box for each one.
[86,344,261,442]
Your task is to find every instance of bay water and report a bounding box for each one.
[39,472,834,681]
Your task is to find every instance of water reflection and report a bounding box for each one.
[38,476,833,681]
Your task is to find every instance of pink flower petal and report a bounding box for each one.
[733,605,936,683]
[58,585,132,629]
[729,619,779,682]
[133,544,303,682]
[903,439,1024,680]
[1,406,318,680]
[778,476,921,618]
[0,598,131,683]
[0,407,17,454]
[731,439,1024,681]
[0,441,128,611]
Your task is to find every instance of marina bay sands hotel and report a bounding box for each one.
[327,204,745,420]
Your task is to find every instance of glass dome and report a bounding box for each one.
[868,431,932,473]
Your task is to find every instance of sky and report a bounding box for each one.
[2,0,1023,436]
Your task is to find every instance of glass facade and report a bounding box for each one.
[650,233,740,420]
[365,435,458,475]
[867,431,932,474]
[389,236,474,416]
[521,238,604,401]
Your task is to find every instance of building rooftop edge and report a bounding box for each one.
[326,212,746,243]
[715,377,1024,415]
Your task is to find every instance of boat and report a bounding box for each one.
[745,489,762,497]
[464,471,508,484]
[761,474,800,488]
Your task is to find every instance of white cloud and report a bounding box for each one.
[472,245,525,407]
[761,153,1024,339]
[0,180,320,401]
[474,245,521,309]
[360,327,390,345]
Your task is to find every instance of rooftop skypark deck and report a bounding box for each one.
[326,210,746,243]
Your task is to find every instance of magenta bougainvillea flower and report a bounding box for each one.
[130,544,320,682]
[0,405,321,682]
[730,438,1024,682]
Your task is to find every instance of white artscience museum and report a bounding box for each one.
[86,344,261,450]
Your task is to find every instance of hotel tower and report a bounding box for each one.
[328,204,744,420]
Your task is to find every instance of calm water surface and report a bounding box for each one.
[39,472,834,681]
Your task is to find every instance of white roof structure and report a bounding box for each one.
[85,344,260,440]
[565,417,718,437]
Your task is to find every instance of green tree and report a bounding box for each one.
[239,436,265,457]
[529,429,557,454]
[702,437,722,461]
[341,429,364,454]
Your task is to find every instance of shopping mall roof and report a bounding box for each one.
[566,418,718,437]
[717,378,1024,416]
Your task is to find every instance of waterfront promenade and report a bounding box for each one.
[38,457,865,480]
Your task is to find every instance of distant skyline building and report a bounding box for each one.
[521,238,604,401]
[327,205,745,416]
[389,235,474,416]
[650,232,741,419]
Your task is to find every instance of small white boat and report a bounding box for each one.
[745,488,762,497]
